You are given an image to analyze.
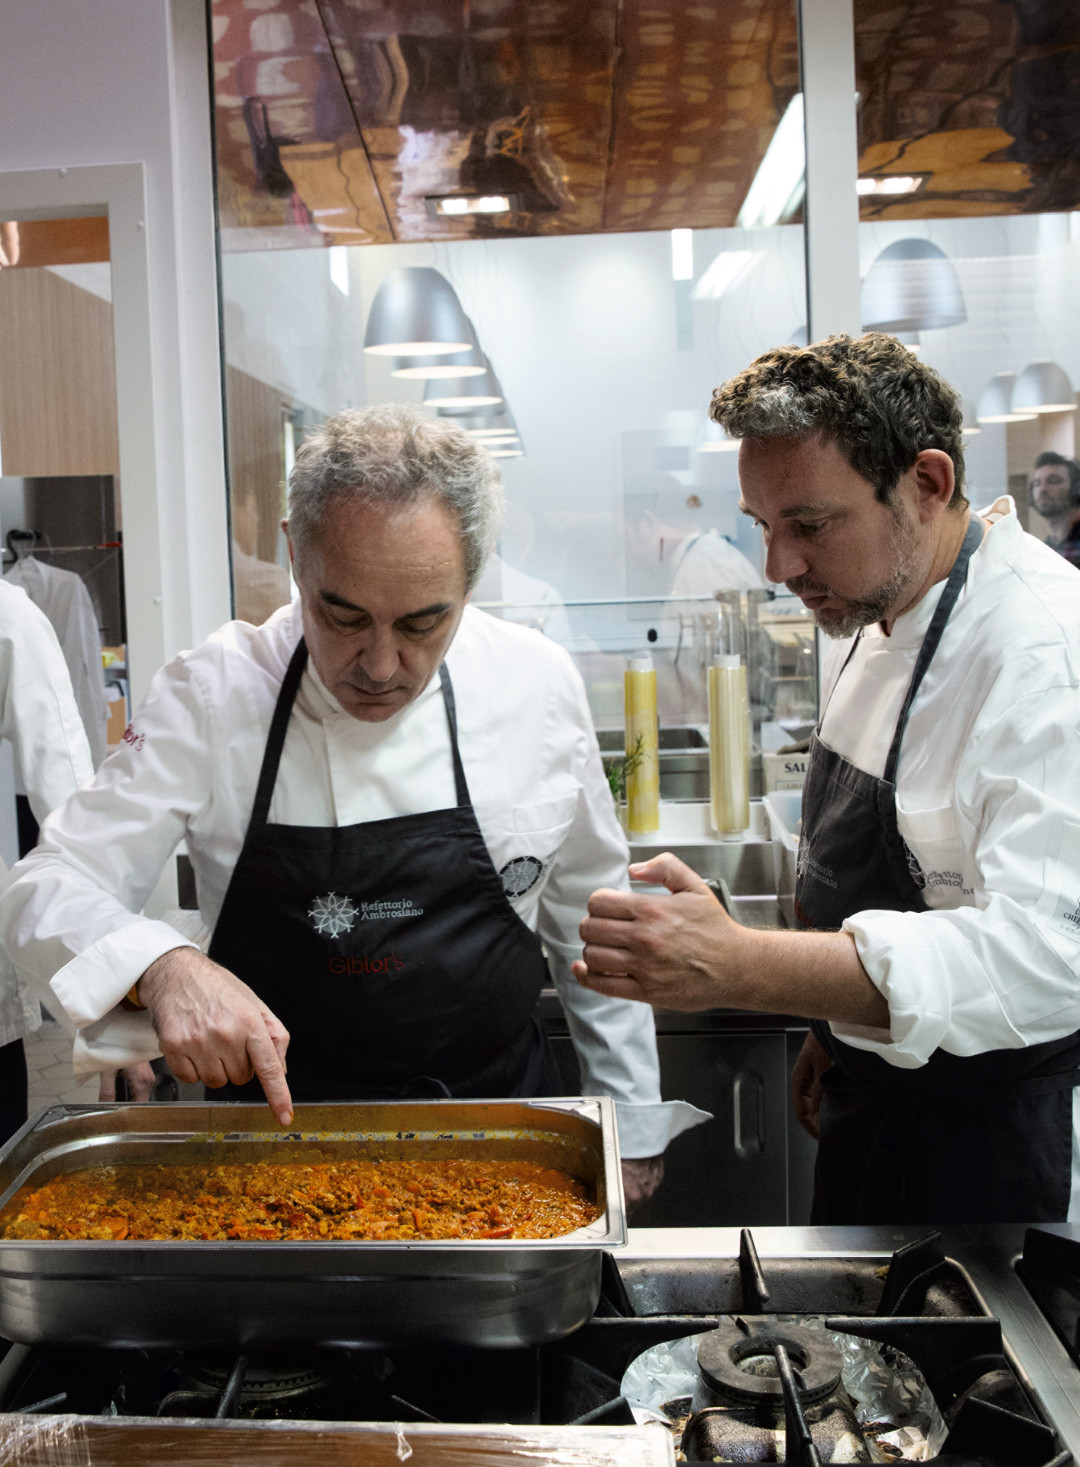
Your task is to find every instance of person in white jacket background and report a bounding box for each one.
[0,578,92,1142]
[0,405,706,1203]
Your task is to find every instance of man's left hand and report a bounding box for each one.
[573,852,738,1010]
[621,1155,664,1209]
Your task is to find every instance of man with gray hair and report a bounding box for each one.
[575,334,1080,1225]
[1,404,703,1201]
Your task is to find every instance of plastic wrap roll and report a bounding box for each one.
[623,656,659,835]
[708,655,749,839]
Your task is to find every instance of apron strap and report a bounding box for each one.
[248,642,472,835]
[438,662,471,809]
[883,514,984,784]
[248,636,310,833]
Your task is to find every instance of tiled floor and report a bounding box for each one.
[25,1017,99,1111]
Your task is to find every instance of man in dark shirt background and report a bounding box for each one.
[1030,452,1080,569]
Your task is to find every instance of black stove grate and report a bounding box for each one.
[0,1228,1067,1466]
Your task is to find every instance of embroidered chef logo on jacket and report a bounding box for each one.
[308,892,358,939]
[903,840,927,892]
[500,855,544,897]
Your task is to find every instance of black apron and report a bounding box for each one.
[797,516,1080,1224]
[208,640,562,1103]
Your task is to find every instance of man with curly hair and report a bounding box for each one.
[576,333,1080,1225]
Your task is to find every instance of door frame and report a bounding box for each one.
[0,162,166,707]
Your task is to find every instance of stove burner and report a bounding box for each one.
[697,1317,843,1407]
[185,1352,335,1402]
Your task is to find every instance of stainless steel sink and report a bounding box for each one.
[596,726,707,753]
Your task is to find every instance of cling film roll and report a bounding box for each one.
[623,656,659,836]
[708,655,749,839]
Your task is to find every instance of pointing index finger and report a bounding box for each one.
[248,1028,294,1126]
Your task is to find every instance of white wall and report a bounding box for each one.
[0,0,230,689]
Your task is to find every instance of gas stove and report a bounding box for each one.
[0,1223,1079,1465]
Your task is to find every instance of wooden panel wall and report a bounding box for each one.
[225,364,292,563]
[0,267,120,477]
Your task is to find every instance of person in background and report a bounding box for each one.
[1029,451,1080,569]
[0,578,93,1142]
[574,333,1080,1226]
[0,405,706,1203]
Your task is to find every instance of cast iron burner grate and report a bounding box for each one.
[544,1231,1068,1466]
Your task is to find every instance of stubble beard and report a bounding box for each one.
[790,508,923,639]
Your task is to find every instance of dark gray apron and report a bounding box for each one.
[797,516,1080,1224]
[208,640,562,1102]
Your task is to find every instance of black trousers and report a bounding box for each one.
[0,1039,28,1148]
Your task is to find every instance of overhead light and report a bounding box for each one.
[737,92,805,230]
[424,355,504,409]
[468,429,518,439]
[363,267,472,356]
[698,419,740,453]
[857,175,922,196]
[692,249,759,301]
[976,372,1037,424]
[488,447,524,458]
[425,195,515,217]
[1011,360,1077,414]
[671,229,694,281]
[861,238,966,333]
[392,318,486,380]
[961,399,981,436]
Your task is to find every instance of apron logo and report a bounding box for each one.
[360,899,424,920]
[330,954,405,975]
[308,892,359,939]
[500,855,544,897]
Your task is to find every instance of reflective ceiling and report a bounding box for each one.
[211,0,799,249]
[211,0,1080,252]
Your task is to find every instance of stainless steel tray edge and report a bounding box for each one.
[0,1097,626,1349]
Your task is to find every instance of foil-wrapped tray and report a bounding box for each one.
[0,1098,625,1349]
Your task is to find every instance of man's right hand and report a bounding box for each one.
[791,1029,832,1140]
[138,948,293,1126]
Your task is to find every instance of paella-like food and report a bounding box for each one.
[0,1158,600,1242]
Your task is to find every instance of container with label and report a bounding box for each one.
[623,655,659,835]
[708,654,750,840]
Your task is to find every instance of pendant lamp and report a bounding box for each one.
[363,267,473,356]
[443,408,522,447]
[392,319,486,380]
[976,372,1036,424]
[861,239,966,333]
[1010,360,1077,414]
[423,356,503,409]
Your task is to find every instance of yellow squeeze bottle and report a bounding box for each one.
[709,654,750,840]
[624,655,660,835]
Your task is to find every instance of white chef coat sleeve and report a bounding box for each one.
[0,583,92,822]
[832,681,1080,1067]
[0,653,210,1037]
[535,661,710,1157]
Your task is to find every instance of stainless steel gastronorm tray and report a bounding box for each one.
[0,1097,626,1349]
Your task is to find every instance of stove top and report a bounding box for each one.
[0,1223,1078,1465]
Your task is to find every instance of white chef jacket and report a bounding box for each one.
[814,499,1080,1085]
[0,579,93,1046]
[670,530,763,597]
[5,557,109,767]
[0,602,706,1157]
